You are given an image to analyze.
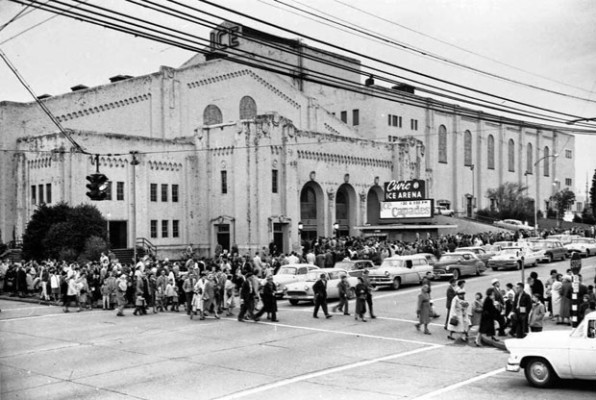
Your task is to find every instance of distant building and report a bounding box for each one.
[0,22,575,258]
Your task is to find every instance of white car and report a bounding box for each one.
[367,254,435,290]
[565,238,596,257]
[505,311,596,387]
[283,268,359,305]
[487,246,539,271]
[493,219,535,232]
[266,264,320,298]
[435,206,455,216]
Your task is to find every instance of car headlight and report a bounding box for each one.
[384,271,390,276]
[304,285,309,291]
[446,266,450,270]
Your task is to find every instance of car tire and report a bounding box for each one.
[451,269,460,280]
[517,261,523,270]
[547,254,553,263]
[492,267,498,271]
[392,277,401,290]
[289,299,299,306]
[475,266,481,276]
[524,358,557,388]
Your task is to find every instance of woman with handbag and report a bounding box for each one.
[415,284,431,334]
[447,288,470,341]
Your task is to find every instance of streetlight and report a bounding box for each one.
[298,221,304,235]
[533,152,559,234]
[106,212,111,249]
[470,164,475,217]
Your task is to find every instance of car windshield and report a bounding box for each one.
[381,259,404,268]
[277,267,297,275]
[440,255,462,262]
[501,248,520,255]
[570,316,591,338]
[571,238,592,244]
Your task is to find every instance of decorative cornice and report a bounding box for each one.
[27,156,52,169]
[56,94,151,122]
[148,160,183,171]
[187,69,301,109]
[297,150,392,168]
[323,123,341,135]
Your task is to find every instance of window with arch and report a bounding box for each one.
[487,134,495,169]
[526,143,533,174]
[203,104,222,125]
[438,125,447,163]
[300,187,317,219]
[239,96,257,119]
[544,146,550,176]
[464,130,472,166]
[508,139,515,172]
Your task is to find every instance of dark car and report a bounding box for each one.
[456,246,495,267]
[333,260,375,278]
[531,239,568,263]
[433,252,486,280]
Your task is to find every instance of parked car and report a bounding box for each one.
[432,252,486,280]
[505,311,596,388]
[367,254,434,290]
[488,247,539,271]
[435,205,455,216]
[268,264,320,298]
[565,237,596,257]
[493,219,535,232]
[531,239,568,263]
[418,253,439,266]
[547,234,582,245]
[283,268,358,305]
[333,259,375,278]
[456,246,495,266]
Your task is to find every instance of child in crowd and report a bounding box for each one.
[171,285,180,312]
[165,278,176,311]
[101,281,110,310]
[471,292,483,328]
[528,293,545,332]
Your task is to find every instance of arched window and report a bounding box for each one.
[508,139,515,172]
[464,130,472,166]
[300,187,317,219]
[526,143,533,174]
[239,96,257,119]
[487,135,495,170]
[203,104,222,125]
[544,146,550,176]
[438,125,447,163]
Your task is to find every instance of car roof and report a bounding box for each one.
[282,263,317,268]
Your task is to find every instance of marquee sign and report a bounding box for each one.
[384,179,426,201]
[380,199,434,219]
[210,25,240,51]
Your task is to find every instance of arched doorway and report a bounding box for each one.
[300,182,324,246]
[366,186,384,225]
[335,184,357,237]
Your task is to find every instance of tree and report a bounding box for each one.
[484,182,534,222]
[590,169,596,216]
[550,188,576,220]
[22,202,107,262]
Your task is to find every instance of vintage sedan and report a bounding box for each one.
[505,311,596,387]
[367,254,434,290]
[531,239,568,263]
[433,252,486,280]
[493,219,535,232]
[456,246,495,266]
[488,247,539,271]
[268,264,320,298]
[565,237,596,257]
[283,268,358,305]
[333,259,375,278]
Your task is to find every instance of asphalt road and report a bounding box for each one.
[1,258,595,400]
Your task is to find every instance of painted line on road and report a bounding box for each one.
[223,317,441,346]
[376,315,444,327]
[0,305,58,312]
[412,367,506,400]
[215,344,442,400]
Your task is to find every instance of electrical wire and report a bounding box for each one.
[269,0,596,104]
[19,0,596,130]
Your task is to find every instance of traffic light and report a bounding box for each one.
[86,173,109,200]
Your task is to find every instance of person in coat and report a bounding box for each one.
[528,293,546,332]
[201,274,219,320]
[559,275,573,325]
[332,275,351,315]
[115,274,128,317]
[447,288,471,341]
[551,274,563,323]
[475,287,501,346]
[253,275,278,322]
[354,277,368,322]
[415,284,431,334]
[312,273,332,319]
[444,278,457,329]
[362,269,376,319]
[512,282,532,338]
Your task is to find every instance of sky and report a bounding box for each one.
[1,0,596,196]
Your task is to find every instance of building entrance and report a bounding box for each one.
[108,221,127,249]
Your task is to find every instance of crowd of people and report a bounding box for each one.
[415,267,596,347]
[1,228,595,348]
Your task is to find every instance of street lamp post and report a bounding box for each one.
[333,221,339,239]
[470,164,475,217]
[533,153,559,235]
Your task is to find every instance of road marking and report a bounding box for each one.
[0,305,57,312]
[215,344,442,400]
[376,315,444,327]
[223,317,441,346]
[412,367,506,400]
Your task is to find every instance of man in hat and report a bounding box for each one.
[238,272,257,322]
[313,273,332,319]
[362,269,376,319]
[491,278,507,336]
[253,275,278,322]
[332,275,351,315]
